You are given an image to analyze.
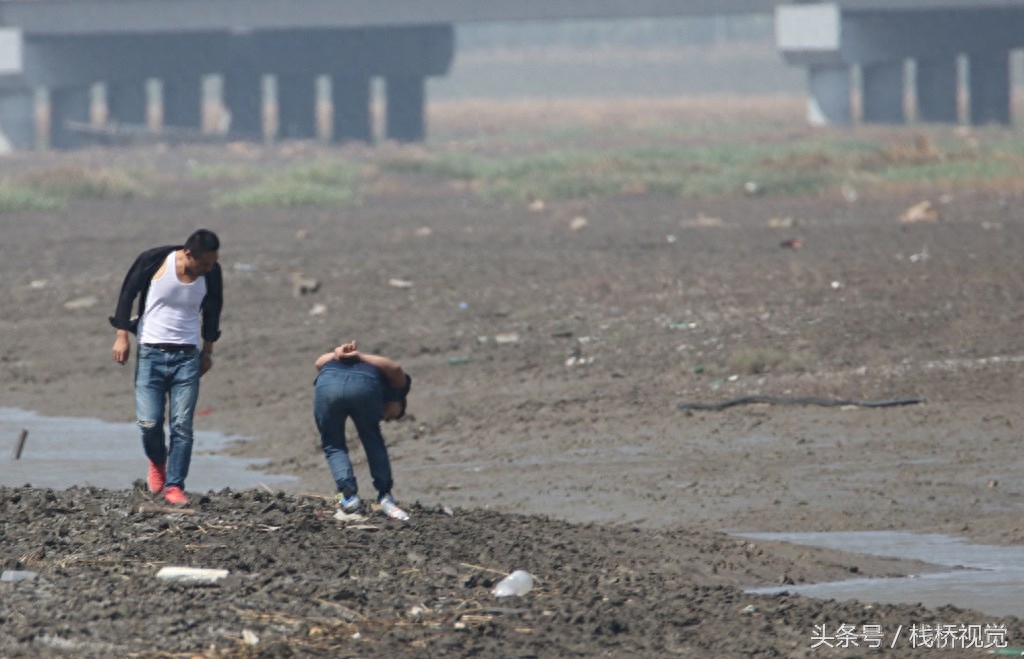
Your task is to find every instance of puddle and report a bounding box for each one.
[737,531,1024,618]
[0,408,296,492]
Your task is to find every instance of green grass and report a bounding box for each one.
[377,129,1018,202]
[281,161,361,187]
[213,180,355,209]
[211,160,361,209]
[0,185,66,212]
[383,143,839,201]
[14,166,150,199]
[379,155,482,180]
[867,157,1024,185]
[187,164,262,182]
[12,103,1023,211]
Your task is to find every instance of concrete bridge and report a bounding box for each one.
[0,0,1022,148]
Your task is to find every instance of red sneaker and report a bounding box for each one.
[164,486,191,506]
[147,461,166,493]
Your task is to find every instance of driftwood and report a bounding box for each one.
[677,396,923,412]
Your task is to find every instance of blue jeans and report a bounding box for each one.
[135,345,201,489]
[313,365,393,500]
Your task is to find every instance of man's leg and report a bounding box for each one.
[351,405,407,519]
[314,380,358,496]
[351,406,393,499]
[165,351,201,491]
[135,346,168,468]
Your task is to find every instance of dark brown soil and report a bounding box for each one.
[2,113,1024,656]
[1,486,1015,658]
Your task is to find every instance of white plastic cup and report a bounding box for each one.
[491,569,534,597]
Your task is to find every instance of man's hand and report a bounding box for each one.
[200,353,213,376]
[333,341,358,361]
[112,332,130,365]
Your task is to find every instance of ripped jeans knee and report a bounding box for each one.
[138,418,166,464]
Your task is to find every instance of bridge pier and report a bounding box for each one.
[0,23,452,148]
[106,80,148,125]
[223,70,264,139]
[50,84,90,148]
[861,61,904,124]
[0,89,36,149]
[807,64,851,126]
[915,58,958,123]
[777,4,1021,127]
[968,50,1011,125]
[0,25,452,148]
[276,73,317,139]
[331,73,372,143]
[385,74,425,142]
[161,76,203,129]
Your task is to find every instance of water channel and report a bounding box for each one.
[739,530,1024,619]
[0,407,295,492]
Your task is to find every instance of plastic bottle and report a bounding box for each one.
[491,569,534,597]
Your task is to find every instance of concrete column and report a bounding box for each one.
[0,90,36,150]
[223,70,263,138]
[106,80,148,125]
[50,84,91,149]
[968,50,1011,125]
[162,76,202,128]
[807,64,851,126]
[861,61,905,124]
[276,73,316,139]
[915,58,958,124]
[331,73,371,143]
[385,74,425,142]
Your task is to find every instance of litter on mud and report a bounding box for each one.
[156,567,230,583]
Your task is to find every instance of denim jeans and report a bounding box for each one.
[313,364,393,500]
[135,345,201,489]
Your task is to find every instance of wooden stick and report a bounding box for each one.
[458,562,509,576]
[13,429,27,460]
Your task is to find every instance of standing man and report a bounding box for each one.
[110,229,222,505]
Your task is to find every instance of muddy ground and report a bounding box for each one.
[3,103,1024,656]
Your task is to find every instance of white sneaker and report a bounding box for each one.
[379,493,410,521]
[336,492,363,514]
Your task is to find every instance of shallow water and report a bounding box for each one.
[0,408,296,492]
[738,530,1024,618]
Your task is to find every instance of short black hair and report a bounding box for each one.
[184,229,220,257]
[386,374,412,420]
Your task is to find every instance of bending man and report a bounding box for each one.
[314,341,411,520]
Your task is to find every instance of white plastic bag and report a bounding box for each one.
[491,569,534,597]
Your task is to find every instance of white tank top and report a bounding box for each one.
[138,251,207,347]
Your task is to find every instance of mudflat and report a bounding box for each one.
[2,98,1023,656]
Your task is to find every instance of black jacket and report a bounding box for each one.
[108,245,223,342]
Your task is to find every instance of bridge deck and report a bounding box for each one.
[0,0,777,35]
[3,0,1024,36]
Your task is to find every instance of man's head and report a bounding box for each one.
[383,374,412,422]
[183,229,220,276]
[383,399,407,422]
